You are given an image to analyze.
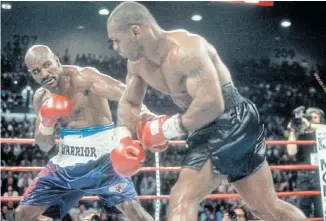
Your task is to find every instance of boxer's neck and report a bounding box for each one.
[143,28,169,65]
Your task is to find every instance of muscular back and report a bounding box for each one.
[129,30,233,111]
[34,66,113,129]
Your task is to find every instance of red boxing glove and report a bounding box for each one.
[39,94,72,135]
[136,111,157,139]
[111,127,146,177]
[141,115,186,152]
[136,116,169,152]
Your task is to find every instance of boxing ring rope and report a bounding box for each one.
[1,191,323,220]
[0,164,319,172]
[0,138,323,220]
[0,191,321,202]
[0,138,317,145]
[154,152,161,221]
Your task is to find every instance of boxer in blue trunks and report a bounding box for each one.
[15,45,154,221]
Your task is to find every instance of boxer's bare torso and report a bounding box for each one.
[29,59,125,151]
[20,44,155,221]
[129,30,232,110]
[120,30,233,131]
[34,66,113,129]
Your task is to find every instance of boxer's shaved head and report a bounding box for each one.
[25,45,55,70]
[25,45,62,88]
[107,2,157,30]
[107,2,165,61]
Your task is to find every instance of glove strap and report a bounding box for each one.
[163,114,186,139]
[39,123,55,135]
[38,115,55,135]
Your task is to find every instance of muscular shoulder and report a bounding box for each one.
[79,66,104,84]
[62,65,100,78]
[80,66,99,74]
[62,65,82,75]
[67,66,101,90]
[165,30,210,72]
[169,30,207,53]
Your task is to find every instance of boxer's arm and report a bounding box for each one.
[117,72,148,130]
[76,67,151,115]
[178,41,225,131]
[76,67,126,101]
[33,89,56,152]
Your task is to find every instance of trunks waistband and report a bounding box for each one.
[221,83,246,111]
[60,123,115,138]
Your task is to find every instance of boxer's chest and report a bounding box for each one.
[58,80,90,122]
[59,79,87,110]
[136,60,192,110]
[138,60,186,96]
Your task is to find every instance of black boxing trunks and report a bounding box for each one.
[183,83,266,182]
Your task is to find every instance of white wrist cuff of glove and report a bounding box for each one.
[114,126,132,141]
[163,114,186,139]
[39,123,55,135]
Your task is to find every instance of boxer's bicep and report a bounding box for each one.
[181,51,225,131]
[79,67,126,101]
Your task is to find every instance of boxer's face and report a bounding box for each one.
[108,24,144,61]
[26,52,62,89]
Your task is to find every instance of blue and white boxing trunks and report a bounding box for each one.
[20,124,138,219]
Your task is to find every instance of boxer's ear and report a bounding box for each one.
[131,25,141,39]
[54,55,61,66]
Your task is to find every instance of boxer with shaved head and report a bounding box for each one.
[15,45,154,221]
[108,2,308,221]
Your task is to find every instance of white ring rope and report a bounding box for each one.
[154,152,161,221]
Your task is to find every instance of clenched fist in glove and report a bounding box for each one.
[39,94,72,135]
[137,114,187,152]
[111,127,146,177]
